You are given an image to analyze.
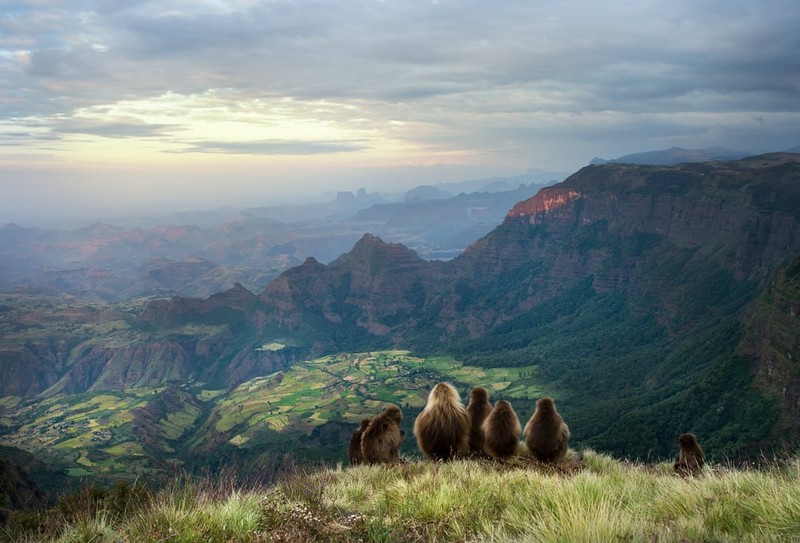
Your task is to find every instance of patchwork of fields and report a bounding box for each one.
[0,351,544,482]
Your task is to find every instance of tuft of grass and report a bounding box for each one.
[5,453,800,542]
[56,511,117,543]
[124,490,262,543]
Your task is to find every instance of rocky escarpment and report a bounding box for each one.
[47,341,209,394]
[0,350,60,397]
[437,154,800,334]
[504,154,800,280]
[257,234,445,344]
[137,154,800,347]
[140,282,260,322]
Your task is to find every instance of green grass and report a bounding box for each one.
[5,453,800,542]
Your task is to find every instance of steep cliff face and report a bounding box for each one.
[738,255,800,435]
[441,154,800,338]
[48,342,198,394]
[0,350,60,397]
[505,155,800,280]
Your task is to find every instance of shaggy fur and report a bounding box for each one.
[414,382,470,461]
[348,418,371,465]
[674,433,705,477]
[482,400,522,459]
[523,397,570,463]
[361,406,403,465]
[467,387,493,454]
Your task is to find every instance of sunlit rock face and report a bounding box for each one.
[506,188,583,223]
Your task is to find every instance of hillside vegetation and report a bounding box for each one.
[4,452,800,542]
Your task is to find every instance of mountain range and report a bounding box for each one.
[1,152,799,488]
[0,181,550,303]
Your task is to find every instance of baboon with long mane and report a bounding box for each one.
[674,433,705,477]
[348,418,371,465]
[361,406,403,465]
[467,387,493,455]
[414,382,470,461]
[523,397,570,463]
[482,400,522,459]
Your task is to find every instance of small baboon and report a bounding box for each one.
[674,433,705,477]
[361,406,403,465]
[414,382,470,461]
[523,397,570,463]
[348,418,371,465]
[482,400,522,459]
[467,386,493,454]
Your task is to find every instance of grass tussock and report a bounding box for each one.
[3,451,800,542]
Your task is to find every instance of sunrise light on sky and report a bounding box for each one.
[1,0,799,222]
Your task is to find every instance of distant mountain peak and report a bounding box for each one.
[356,232,382,245]
[332,233,424,271]
[349,233,416,256]
[591,146,752,166]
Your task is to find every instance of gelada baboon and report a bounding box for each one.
[674,433,705,477]
[523,397,570,463]
[414,382,470,461]
[482,400,522,459]
[348,418,371,465]
[361,406,403,465]
[467,386,493,454]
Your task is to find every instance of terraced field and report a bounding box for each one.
[0,389,163,479]
[208,351,542,445]
[0,351,545,482]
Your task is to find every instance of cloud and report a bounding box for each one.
[0,0,798,172]
[172,139,369,155]
[52,120,176,138]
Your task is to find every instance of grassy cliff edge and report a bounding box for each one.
[4,451,800,542]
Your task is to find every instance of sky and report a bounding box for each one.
[1,0,799,223]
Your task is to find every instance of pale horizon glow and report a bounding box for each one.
[1,0,799,224]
